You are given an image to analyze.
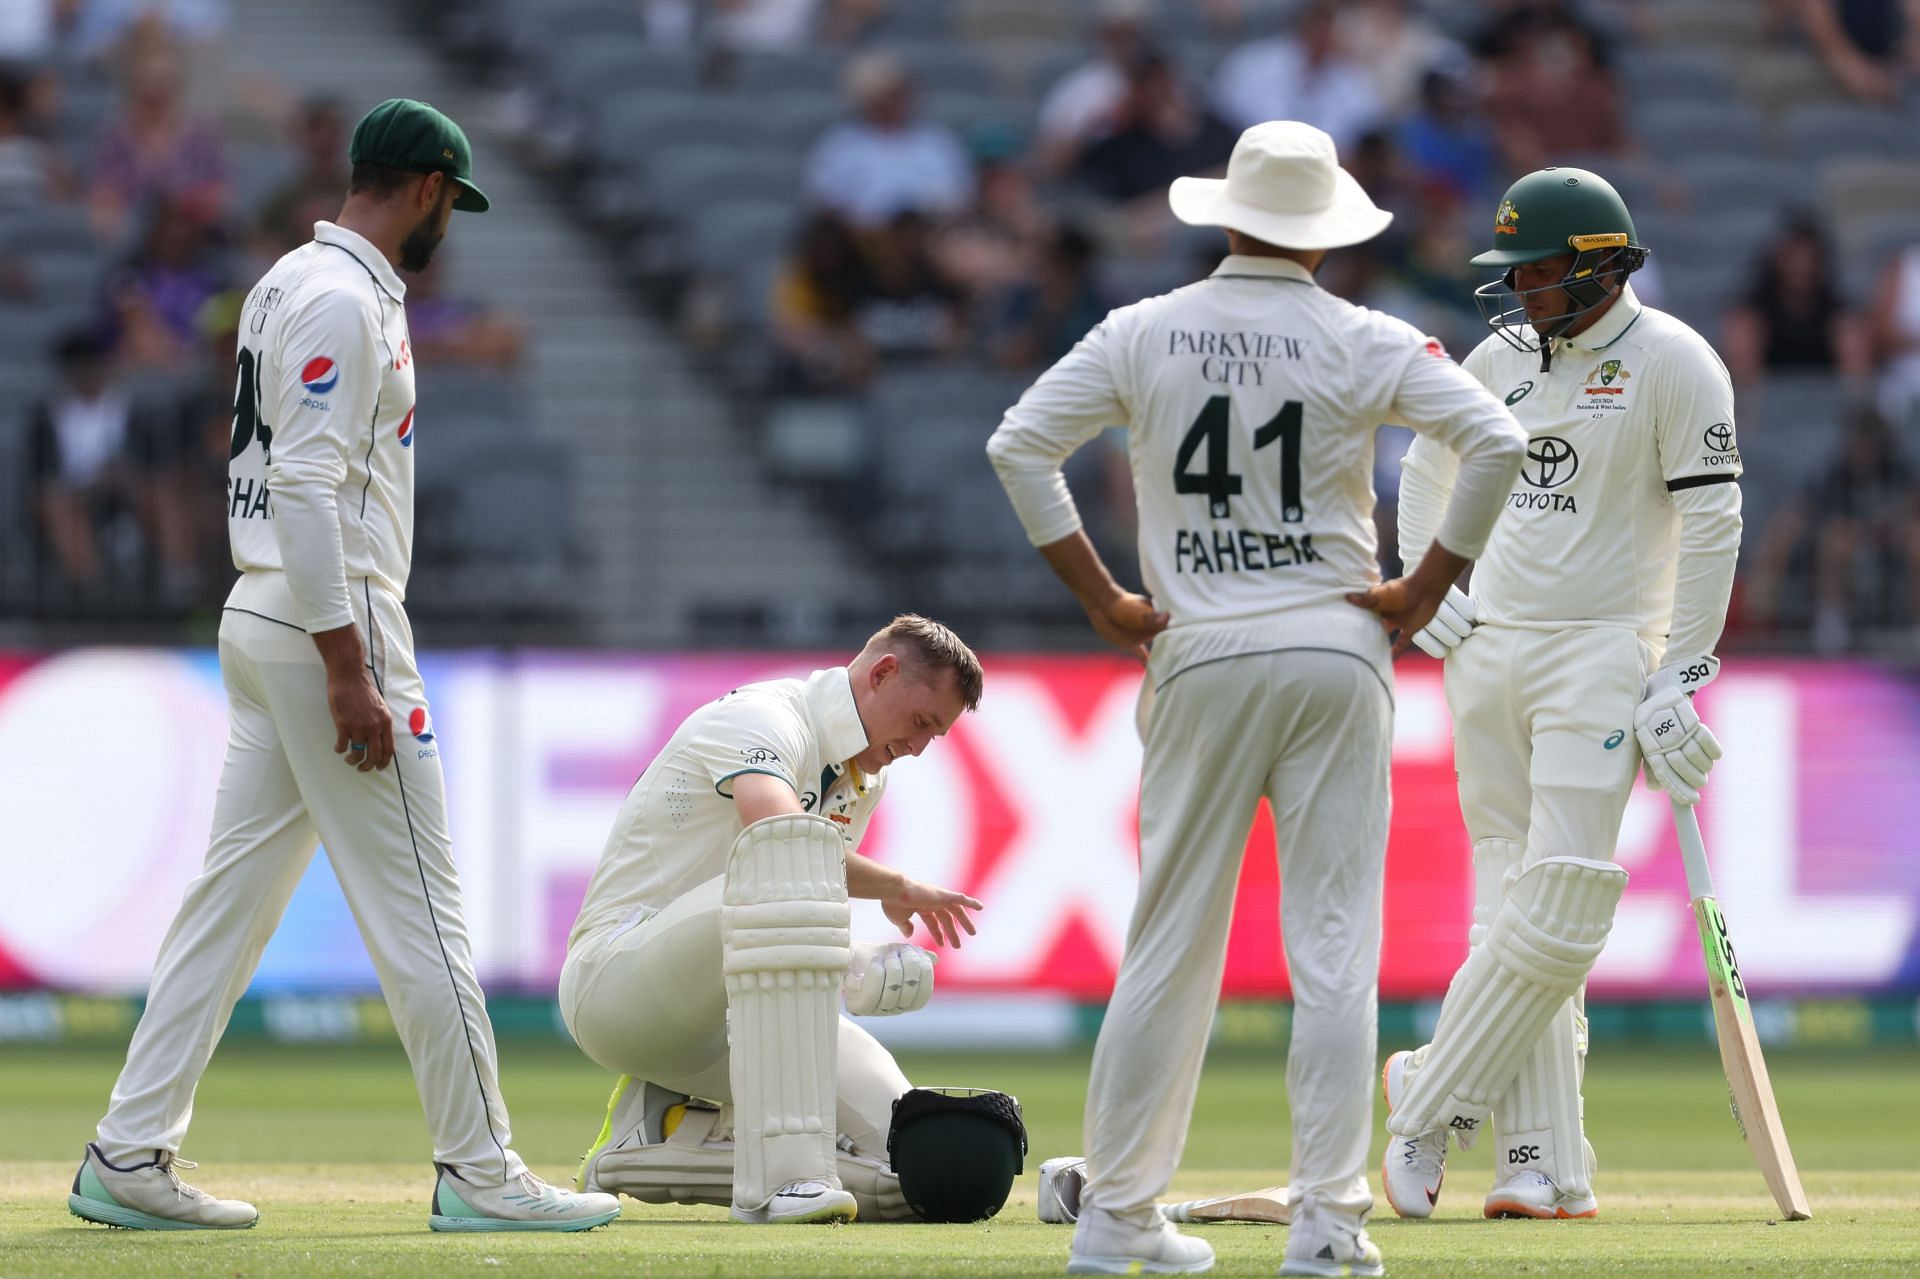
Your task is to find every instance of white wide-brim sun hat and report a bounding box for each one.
[1169,120,1392,251]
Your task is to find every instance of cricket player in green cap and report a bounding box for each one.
[69,99,620,1234]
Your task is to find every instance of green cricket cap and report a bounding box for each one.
[349,98,489,212]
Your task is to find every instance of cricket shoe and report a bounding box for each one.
[1380,1049,1446,1219]
[729,1179,858,1224]
[68,1143,258,1230]
[1066,1206,1214,1274]
[1483,1169,1598,1220]
[430,1167,621,1231]
[1279,1209,1384,1278]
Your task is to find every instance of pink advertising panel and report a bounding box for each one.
[0,650,1913,998]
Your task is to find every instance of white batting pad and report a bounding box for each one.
[593,1101,734,1203]
[1468,837,1524,950]
[1387,856,1626,1139]
[1495,998,1590,1195]
[722,814,851,1210]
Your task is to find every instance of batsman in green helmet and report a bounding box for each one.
[1470,166,1651,366]
[1375,167,1745,1223]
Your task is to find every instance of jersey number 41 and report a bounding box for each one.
[1175,396,1306,522]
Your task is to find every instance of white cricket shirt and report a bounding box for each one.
[226,221,417,632]
[1397,286,1743,658]
[988,253,1526,688]
[568,667,884,949]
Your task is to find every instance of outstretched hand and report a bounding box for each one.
[882,879,983,949]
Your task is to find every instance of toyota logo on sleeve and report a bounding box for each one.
[1705,423,1736,452]
[1521,436,1578,488]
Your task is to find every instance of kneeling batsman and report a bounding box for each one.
[559,622,1025,1225]
[576,821,1025,1224]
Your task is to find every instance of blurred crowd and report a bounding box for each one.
[1,0,525,623]
[8,0,1920,653]
[642,0,1920,653]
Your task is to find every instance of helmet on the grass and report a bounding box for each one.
[1472,166,1649,349]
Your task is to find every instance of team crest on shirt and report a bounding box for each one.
[1583,359,1630,394]
[1578,359,1631,412]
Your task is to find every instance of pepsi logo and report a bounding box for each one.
[397,406,415,448]
[408,707,434,743]
[300,357,338,395]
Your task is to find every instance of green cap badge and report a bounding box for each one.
[349,98,489,213]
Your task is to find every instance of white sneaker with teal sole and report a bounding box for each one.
[68,1144,258,1230]
[430,1167,621,1232]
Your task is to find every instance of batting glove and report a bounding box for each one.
[842,940,934,1016]
[1411,586,1476,659]
[1634,656,1723,806]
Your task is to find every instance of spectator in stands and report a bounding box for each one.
[1475,0,1626,173]
[28,329,193,597]
[87,35,226,240]
[0,0,60,61]
[803,51,972,230]
[73,0,231,61]
[986,223,1107,370]
[1723,213,1868,386]
[255,94,347,256]
[852,209,964,360]
[0,62,64,210]
[112,195,230,367]
[1867,241,1920,427]
[1336,0,1464,116]
[1074,52,1234,203]
[1397,67,1497,210]
[1211,0,1385,150]
[1775,0,1913,104]
[165,290,244,598]
[707,0,821,52]
[1033,0,1157,174]
[934,121,1052,332]
[1745,403,1919,650]
[406,255,525,370]
[770,209,877,393]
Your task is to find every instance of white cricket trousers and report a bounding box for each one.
[558,875,911,1158]
[96,576,525,1185]
[1083,647,1392,1231]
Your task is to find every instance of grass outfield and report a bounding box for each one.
[2,1040,1916,1277]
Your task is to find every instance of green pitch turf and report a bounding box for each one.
[2,1039,1916,1277]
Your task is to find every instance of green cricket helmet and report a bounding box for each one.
[1472,166,1649,351]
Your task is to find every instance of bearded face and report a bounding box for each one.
[399,183,454,273]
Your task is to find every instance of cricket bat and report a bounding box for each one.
[1673,803,1813,1221]
[1161,1186,1291,1225]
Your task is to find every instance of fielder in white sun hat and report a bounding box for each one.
[1168,120,1392,251]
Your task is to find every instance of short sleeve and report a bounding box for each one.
[1651,330,1741,491]
[685,691,812,799]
